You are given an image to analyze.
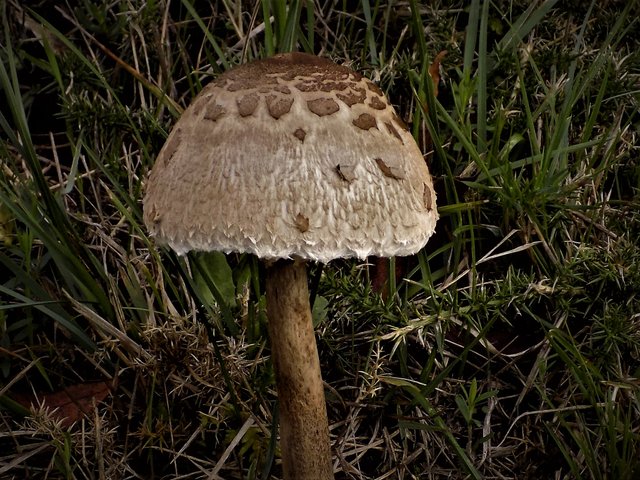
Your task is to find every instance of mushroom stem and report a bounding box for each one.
[265,259,334,480]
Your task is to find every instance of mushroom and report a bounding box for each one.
[143,52,438,480]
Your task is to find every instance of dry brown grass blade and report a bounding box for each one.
[428,50,448,97]
[53,5,182,117]
[0,443,51,476]
[64,290,151,362]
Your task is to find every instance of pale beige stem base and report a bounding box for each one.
[265,260,334,480]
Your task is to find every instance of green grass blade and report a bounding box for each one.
[476,0,489,154]
[361,0,378,64]
[0,284,96,351]
[180,0,230,69]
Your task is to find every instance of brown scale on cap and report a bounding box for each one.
[335,164,356,182]
[307,98,340,116]
[336,87,367,106]
[352,113,377,131]
[237,93,259,117]
[423,183,433,210]
[293,128,306,142]
[294,213,310,233]
[384,121,403,143]
[266,95,294,119]
[204,103,225,121]
[375,158,405,180]
[364,79,384,97]
[368,96,387,110]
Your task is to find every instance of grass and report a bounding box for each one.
[1,0,639,478]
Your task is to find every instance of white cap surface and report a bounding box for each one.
[144,52,438,262]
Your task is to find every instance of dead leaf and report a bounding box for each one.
[13,382,111,427]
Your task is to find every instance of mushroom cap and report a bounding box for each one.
[143,52,438,263]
